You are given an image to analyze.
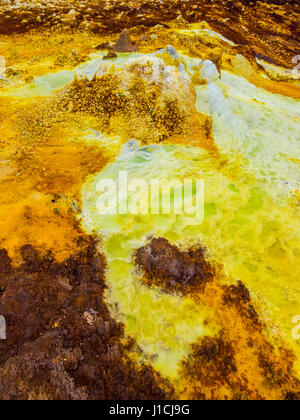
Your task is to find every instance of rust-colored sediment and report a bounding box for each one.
[136,237,215,295]
[0,239,174,400]
[136,238,300,400]
[0,93,175,398]
[0,1,299,68]
[0,88,111,261]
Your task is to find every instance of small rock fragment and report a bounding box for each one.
[95,42,111,51]
[199,60,220,83]
[165,45,179,60]
[112,29,138,53]
[103,50,117,60]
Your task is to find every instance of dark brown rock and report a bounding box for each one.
[95,42,111,50]
[112,29,138,52]
[0,239,173,400]
[182,335,237,388]
[136,237,215,294]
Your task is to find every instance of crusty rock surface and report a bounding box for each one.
[0,240,173,400]
[0,1,299,68]
[136,237,215,293]
[58,52,215,146]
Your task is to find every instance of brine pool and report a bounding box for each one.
[81,53,300,380]
[2,48,300,382]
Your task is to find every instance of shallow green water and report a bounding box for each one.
[3,45,299,379]
[80,53,300,379]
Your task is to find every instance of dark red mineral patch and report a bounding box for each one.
[135,237,215,294]
[0,238,173,400]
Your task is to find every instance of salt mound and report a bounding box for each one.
[59,51,215,148]
[86,54,210,144]
[199,60,220,83]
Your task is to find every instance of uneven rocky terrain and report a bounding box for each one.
[0,0,299,67]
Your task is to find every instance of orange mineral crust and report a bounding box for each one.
[136,238,300,400]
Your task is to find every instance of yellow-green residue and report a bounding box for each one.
[81,64,300,380]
